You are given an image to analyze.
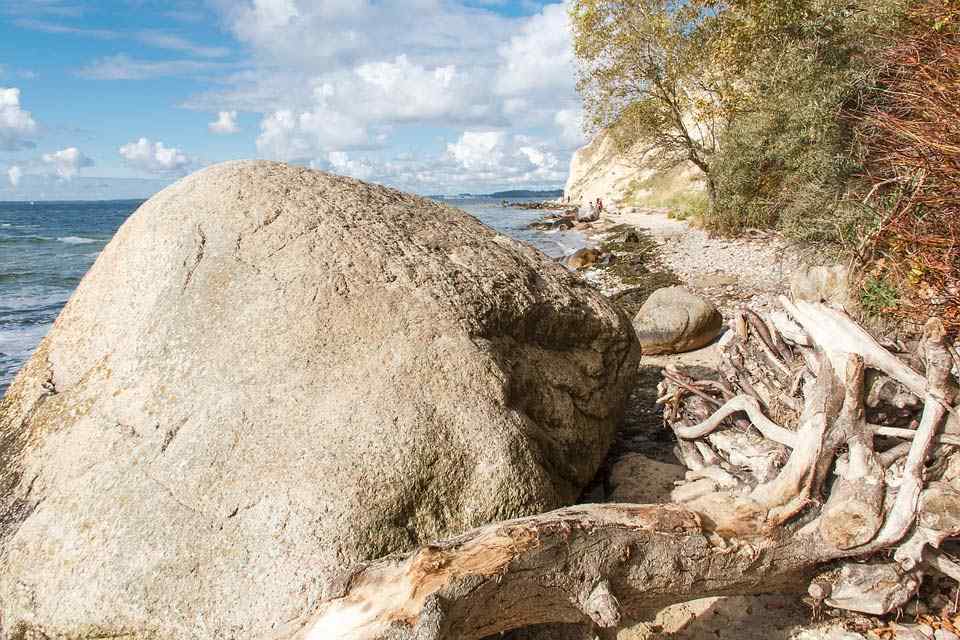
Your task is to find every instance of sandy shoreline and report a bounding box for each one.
[531,206,850,640]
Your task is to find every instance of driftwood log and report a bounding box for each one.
[283,299,960,640]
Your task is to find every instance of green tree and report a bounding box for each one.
[572,0,907,238]
[570,0,733,208]
[706,0,908,236]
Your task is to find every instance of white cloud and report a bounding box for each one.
[254,56,495,160]
[136,31,230,58]
[7,165,22,188]
[304,130,569,194]
[14,18,118,39]
[42,147,94,179]
[322,151,375,181]
[495,2,576,97]
[352,56,482,122]
[446,130,566,185]
[209,110,239,134]
[242,0,299,33]
[119,138,193,174]
[256,107,369,160]
[555,108,586,148]
[447,131,506,171]
[16,19,229,57]
[0,87,38,151]
[191,1,583,190]
[78,55,233,80]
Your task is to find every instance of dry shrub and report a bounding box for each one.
[856,0,960,331]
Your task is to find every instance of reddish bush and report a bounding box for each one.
[856,0,960,331]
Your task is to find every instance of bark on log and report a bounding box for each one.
[278,301,960,639]
[287,504,820,640]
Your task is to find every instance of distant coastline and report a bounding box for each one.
[1,190,565,206]
[430,189,564,200]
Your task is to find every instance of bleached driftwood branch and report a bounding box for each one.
[281,301,960,639]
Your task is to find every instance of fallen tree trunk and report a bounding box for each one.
[288,504,820,640]
[283,300,960,640]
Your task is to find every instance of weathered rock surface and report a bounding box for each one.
[0,161,640,639]
[576,204,600,222]
[563,129,704,209]
[790,264,856,310]
[565,247,603,270]
[633,286,723,355]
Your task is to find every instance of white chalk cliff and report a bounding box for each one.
[564,129,704,209]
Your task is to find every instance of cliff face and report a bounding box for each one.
[564,130,704,210]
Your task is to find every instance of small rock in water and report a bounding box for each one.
[566,247,603,270]
[632,286,724,355]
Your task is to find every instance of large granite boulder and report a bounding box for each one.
[633,286,723,355]
[0,161,640,639]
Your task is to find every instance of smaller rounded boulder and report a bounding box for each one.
[565,248,602,270]
[633,286,724,355]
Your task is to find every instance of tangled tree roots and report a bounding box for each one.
[284,299,960,640]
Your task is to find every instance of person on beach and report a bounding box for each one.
[577,199,600,222]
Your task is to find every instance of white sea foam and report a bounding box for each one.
[0,323,51,357]
[0,290,71,312]
[57,236,97,244]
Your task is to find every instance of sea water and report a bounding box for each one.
[0,197,585,394]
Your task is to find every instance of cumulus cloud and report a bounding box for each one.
[495,2,576,97]
[352,56,479,122]
[256,107,369,161]
[0,87,38,151]
[209,110,239,134]
[193,1,582,189]
[215,0,503,70]
[7,165,22,188]
[322,151,376,181]
[447,131,506,171]
[555,108,586,148]
[254,56,496,160]
[42,147,94,179]
[119,138,193,174]
[446,130,566,185]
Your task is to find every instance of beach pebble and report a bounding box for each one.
[632,286,723,355]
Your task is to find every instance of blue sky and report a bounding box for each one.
[0,0,585,200]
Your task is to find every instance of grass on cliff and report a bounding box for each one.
[621,165,709,223]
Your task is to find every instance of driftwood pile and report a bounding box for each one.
[288,299,960,640]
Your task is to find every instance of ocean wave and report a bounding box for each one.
[0,234,57,244]
[57,236,98,244]
[0,272,30,284]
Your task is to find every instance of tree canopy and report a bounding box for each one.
[571,0,908,231]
